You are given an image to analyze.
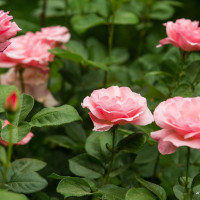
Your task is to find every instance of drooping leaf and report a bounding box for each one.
[57,177,92,198]
[30,105,81,127]
[69,153,104,179]
[117,133,147,153]
[136,176,167,200]
[125,187,157,200]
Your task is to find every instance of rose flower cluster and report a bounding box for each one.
[0,26,70,107]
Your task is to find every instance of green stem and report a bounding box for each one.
[0,125,13,188]
[185,147,191,193]
[152,152,160,181]
[103,125,118,185]
[19,68,25,93]
[41,0,47,27]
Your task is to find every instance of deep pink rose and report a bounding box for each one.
[151,97,200,155]
[1,68,58,107]
[0,120,34,146]
[36,26,71,44]
[5,91,18,112]
[81,86,154,131]
[157,19,200,51]
[0,11,21,52]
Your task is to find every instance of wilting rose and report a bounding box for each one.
[151,97,200,155]
[36,26,71,44]
[0,10,21,52]
[5,91,18,112]
[81,86,154,131]
[157,19,200,51]
[0,120,34,146]
[1,68,58,107]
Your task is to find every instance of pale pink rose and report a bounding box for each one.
[0,11,21,52]
[0,120,34,146]
[151,97,200,155]
[0,68,58,107]
[81,86,154,131]
[36,26,71,44]
[157,19,200,51]
[0,32,54,70]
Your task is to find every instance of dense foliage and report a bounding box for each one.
[1,0,200,199]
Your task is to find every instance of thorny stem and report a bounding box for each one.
[103,125,118,185]
[0,125,13,188]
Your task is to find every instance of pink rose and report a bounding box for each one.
[1,68,58,107]
[81,86,154,131]
[157,19,200,51]
[0,11,21,52]
[151,97,200,155]
[0,120,34,146]
[36,26,71,44]
[0,32,54,70]
[5,91,18,112]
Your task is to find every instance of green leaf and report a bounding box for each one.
[48,173,67,180]
[0,190,28,200]
[6,171,48,194]
[185,61,200,84]
[69,153,104,179]
[117,133,147,153]
[113,10,139,25]
[125,187,157,200]
[30,105,81,127]
[90,0,108,17]
[192,173,200,189]
[0,145,6,165]
[57,177,92,198]
[0,85,19,113]
[12,94,34,126]
[172,83,193,97]
[11,158,46,173]
[97,184,127,200]
[136,176,167,200]
[1,122,31,143]
[71,14,107,34]
[85,131,112,163]
[173,184,184,200]
[50,48,108,71]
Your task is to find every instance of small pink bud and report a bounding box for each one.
[5,92,18,112]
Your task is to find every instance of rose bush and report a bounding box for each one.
[0,10,21,52]
[157,18,200,51]
[82,86,154,131]
[0,120,34,146]
[151,97,200,154]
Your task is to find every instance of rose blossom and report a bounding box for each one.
[0,120,34,146]
[0,10,21,52]
[81,86,154,131]
[5,91,18,112]
[0,26,70,69]
[157,19,200,51]
[151,97,200,155]
[36,26,71,44]
[0,67,58,107]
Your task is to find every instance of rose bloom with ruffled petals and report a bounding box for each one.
[81,86,154,131]
[0,10,21,52]
[151,97,200,155]
[157,18,200,51]
[0,120,34,146]
[1,67,58,107]
[36,26,71,44]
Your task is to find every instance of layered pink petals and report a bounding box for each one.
[0,10,21,52]
[151,97,200,154]
[0,120,34,146]
[82,86,154,131]
[158,18,200,51]
[0,25,70,69]
[1,68,58,107]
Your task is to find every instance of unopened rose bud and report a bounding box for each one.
[5,92,18,112]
